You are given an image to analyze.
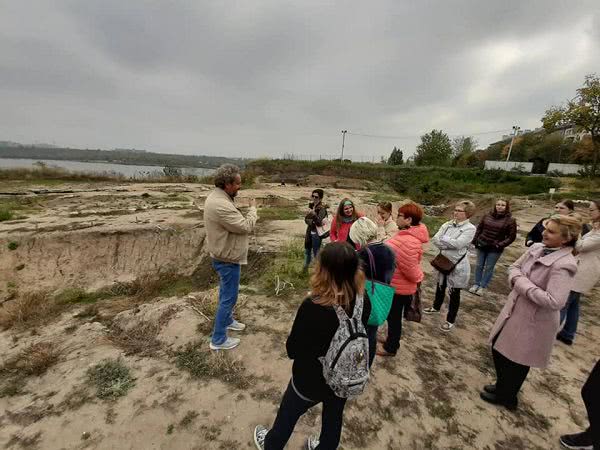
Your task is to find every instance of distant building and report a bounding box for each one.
[556,125,590,142]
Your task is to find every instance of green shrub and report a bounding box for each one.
[7,242,19,251]
[0,208,13,222]
[87,359,135,399]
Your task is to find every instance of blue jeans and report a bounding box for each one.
[559,291,581,341]
[474,249,502,288]
[211,259,241,345]
[304,233,322,267]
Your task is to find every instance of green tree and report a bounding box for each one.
[452,136,478,167]
[542,73,600,174]
[452,136,477,157]
[387,147,404,165]
[414,130,453,166]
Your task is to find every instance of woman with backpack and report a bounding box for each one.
[424,200,477,332]
[329,198,363,247]
[480,215,580,411]
[377,202,429,356]
[253,242,371,450]
[349,216,396,365]
[468,198,517,296]
[304,189,328,271]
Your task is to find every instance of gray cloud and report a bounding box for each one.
[1,0,598,160]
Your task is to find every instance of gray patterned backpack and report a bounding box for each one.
[319,294,370,398]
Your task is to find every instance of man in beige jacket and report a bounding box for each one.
[204,164,257,350]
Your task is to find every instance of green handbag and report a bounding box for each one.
[364,247,395,326]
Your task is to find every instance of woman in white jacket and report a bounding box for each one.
[557,199,600,346]
[424,200,477,331]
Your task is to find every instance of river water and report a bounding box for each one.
[0,158,214,178]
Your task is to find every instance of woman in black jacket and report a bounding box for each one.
[526,200,574,246]
[254,242,371,450]
[304,189,328,271]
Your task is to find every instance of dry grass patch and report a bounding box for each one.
[0,291,63,330]
[4,431,42,449]
[179,410,199,428]
[107,306,177,356]
[1,342,60,377]
[0,342,60,398]
[175,343,250,389]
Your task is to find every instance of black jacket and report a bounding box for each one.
[526,218,545,246]
[304,202,328,247]
[286,295,371,400]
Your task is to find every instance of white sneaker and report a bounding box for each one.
[468,285,480,294]
[209,337,240,350]
[254,425,268,450]
[440,321,454,332]
[227,320,246,331]
[307,435,319,450]
[423,307,440,314]
[477,288,486,297]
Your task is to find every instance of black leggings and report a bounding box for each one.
[383,294,413,355]
[582,360,600,449]
[492,347,530,402]
[265,380,346,450]
[433,276,461,323]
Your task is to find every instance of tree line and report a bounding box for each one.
[386,74,600,174]
[0,145,247,169]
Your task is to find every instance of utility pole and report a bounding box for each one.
[505,125,520,162]
[340,130,347,162]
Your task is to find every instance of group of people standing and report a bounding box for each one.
[202,164,598,450]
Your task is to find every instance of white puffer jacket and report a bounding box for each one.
[431,220,477,289]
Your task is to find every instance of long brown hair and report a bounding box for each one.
[335,198,359,231]
[311,242,365,312]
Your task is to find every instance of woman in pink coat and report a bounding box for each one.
[329,198,363,246]
[480,215,581,411]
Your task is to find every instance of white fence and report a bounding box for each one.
[546,163,584,175]
[484,161,533,172]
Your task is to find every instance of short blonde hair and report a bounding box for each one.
[349,216,378,247]
[457,200,476,218]
[543,214,582,247]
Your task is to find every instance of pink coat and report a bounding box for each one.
[386,224,430,295]
[489,244,577,368]
[330,213,364,243]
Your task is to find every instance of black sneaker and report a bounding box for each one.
[479,390,517,411]
[559,430,593,449]
[557,334,573,346]
[483,384,496,394]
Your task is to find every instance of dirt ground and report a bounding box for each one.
[0,180,598,449]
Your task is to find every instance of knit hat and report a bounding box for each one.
[349,216,378,247]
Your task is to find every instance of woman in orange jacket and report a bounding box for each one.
[377,202,429,357]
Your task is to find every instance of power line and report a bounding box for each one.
[347,128,512,140]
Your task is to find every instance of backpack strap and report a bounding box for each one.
[365,247,377,295]
[333,304,349,322]
[351,294,364,319]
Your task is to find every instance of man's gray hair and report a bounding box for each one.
[214,164,241,189]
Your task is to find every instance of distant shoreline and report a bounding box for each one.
[0,155,209,170]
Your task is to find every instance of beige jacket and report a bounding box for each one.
[204,188,258,265]
[377,217,398,241]
[574,228,600,294]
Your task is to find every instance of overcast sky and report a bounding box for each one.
[1,1,598,161]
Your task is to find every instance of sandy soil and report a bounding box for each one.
[0,180,598,450]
